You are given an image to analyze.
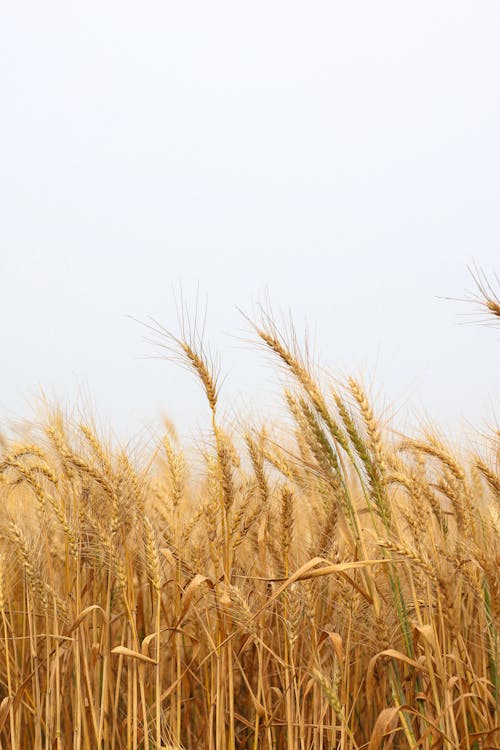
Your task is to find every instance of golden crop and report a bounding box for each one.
[0,290,498,749]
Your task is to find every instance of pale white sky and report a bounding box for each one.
[1,2,498,442]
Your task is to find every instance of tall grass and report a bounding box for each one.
[0,304,498,749]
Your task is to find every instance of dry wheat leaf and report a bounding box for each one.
[111,646,158,664]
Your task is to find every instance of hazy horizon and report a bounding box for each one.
[1,2,498,443]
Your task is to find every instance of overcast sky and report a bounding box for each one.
[1,1,499,443]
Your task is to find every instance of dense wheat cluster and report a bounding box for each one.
[0,301,498,749]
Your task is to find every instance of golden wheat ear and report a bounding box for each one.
[139,297,221,418]
[468,264,500,323]
[444,264,500,326]
[438,264,500,329]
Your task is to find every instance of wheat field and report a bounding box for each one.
[0,290,498,749]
